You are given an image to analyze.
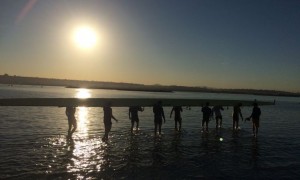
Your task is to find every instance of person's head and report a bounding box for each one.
[158,101,162,105]
[238,103,242,107]
[104,102,111,108]
[206,102,209,106]
[253,102,258,107]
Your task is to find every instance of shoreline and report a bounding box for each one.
[65,86,173,93]
[1,75,299,97]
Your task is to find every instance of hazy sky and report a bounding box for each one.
[0,0,299,92]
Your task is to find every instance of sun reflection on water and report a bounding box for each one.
[75,88,91,99]
[77,107,89,137]
[66,137,108,173]
[63,89,108,174]
[74,88,91,136]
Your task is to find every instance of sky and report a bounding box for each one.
[0,0,299,92]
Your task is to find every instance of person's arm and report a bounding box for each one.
[170,108,174,118]
[129,109,131,120]
[239,109,243,121]
[162,108,166,123]
[112,115,118,122]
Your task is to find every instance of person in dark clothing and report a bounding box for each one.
[153,101,165,135]
[233,103,243,131]
[102,105,118,141]
[170,106,183,131]
[248,103,261,137]
[129,106,144,132]
[201,102,212,132]
[66,106,77,136]
[212,105,224,129]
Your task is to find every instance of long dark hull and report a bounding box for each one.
[0,98,274,107]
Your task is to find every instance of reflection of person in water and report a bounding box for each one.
[153,101,165,135]
[248,103,261,137]
[233,103,243,131]
[66,106,77,136]
[102,105,118,141]
[170,106,183,131]
[129,106,144,132]
[212,105,224,129]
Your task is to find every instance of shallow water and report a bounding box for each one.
[0,85,300,179]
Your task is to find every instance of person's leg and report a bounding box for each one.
[178,119,182,131]
[232,119,235,130]
[205,120,208,132]
[175,119,178,131]
[103,123,111,140]
[216,118,219,129]
[131,121,134,132]
[68,118,72,134]
[255,126,258,137]
[154,121,157,135]
[252,122,255,135]
[158,122,162,135]
[103,129,108,141]
[71,119,77,134]
[254,119,259,137]
[136,120,139,131]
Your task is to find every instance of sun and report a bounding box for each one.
[73,26,97,49]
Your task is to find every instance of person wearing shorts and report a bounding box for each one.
[129,106,144,132]
[212,105,224,129]
[102,105,118,141]
[202,102,212,132]
[66,106,77,136]
[153,101,165,135]
[232,103,243,131]
[170,106,183,131]
[249,103,261,137]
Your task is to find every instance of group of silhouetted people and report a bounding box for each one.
[200,102,261,137]
[65,101,261,141]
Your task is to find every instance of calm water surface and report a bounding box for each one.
[0,85,300,179]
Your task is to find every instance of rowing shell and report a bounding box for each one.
[0,98,274,107]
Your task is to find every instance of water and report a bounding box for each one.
[0,85,300,179]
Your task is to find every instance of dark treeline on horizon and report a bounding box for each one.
[0,74,299,97]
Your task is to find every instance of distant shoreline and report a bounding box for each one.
[1,74,299,97]
[65,86,173,93]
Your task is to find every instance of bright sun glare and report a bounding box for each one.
[76,88,91,99]
[73,26,97,49]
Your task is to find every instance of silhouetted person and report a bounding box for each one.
[212,105,224,129]
[153,101,165,135]
[66,106,77,136]
[248,103,261,137]
[129,106,144,133]
[201,102,212,132]
[170,106,183,131]
[233,103,243,130]
[102,105,118,141]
